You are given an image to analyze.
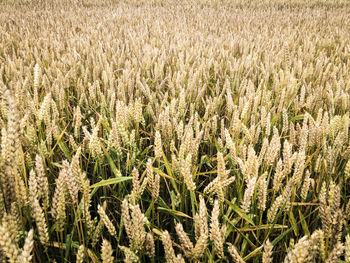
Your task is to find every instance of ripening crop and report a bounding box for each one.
[0,0,350,262]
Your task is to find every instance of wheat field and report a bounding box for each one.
[0,0,350,262]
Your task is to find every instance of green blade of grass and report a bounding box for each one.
[90,176,132,192]
[157,207,192,219]
[225,200,256,226]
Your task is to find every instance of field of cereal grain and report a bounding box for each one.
[1,0,350,262]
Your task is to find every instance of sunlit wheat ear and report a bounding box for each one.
[4,206,20,244]
[98,203,117,238]
[258,137,269,164]
[154,130,162,159]
[81,177,94,235]
[191,232,208,259]
[146,159,154,196]
[300,169,310,200]
[129,204,147,252]
[71,147,84,185]
[76,245,85,263]
[319,180,342,242]
[284,230,323,263]
[51,167,67,231]
[345,234,350,263]
[35,155,49,209]
[28,169,38,202]
[161,230,176,263]
[245,146,259,178]
[121,199,147,252]
[345,160,350,180]
[38,93,51,125]
[265,112,271,136]
[282,108,289,134]
[3,91,23,207]
[73,106,82,138]
[131,168,140,203]
[133,98,144,125]
[33,63,40,107]
[175,254,186,263]
[325,242,344,263]
[31,196,49,244]
[204,152,234,203]
[0,218,20,263]
[282,139,294,174]
[92,219,104,247]
[219,150,230,177]
[130,168,148,204]
[153,172,160,201]
[145,233,155,257]
[118,245,138,263]
[88,119,102,159]
[62,160,79,204]
[1,127,9,162]
[181,153,196,191]
[257,172,267,211]
[319,182,331,236]
[210,199,225,258]
[193,214,201,241]
[121,199,132,238]
[107,121,122,155]
[175,223,193,258]
[101,239,114,263]
[268,181,293,223]
[292,150,306,186]
[319,230,326,261]
[228,243,245,263]
[198,195,208,236]
[19,229,34,263]
[241,176,257,213]
[262,239,273,263]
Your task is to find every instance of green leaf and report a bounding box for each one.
[49,125,68,158]
[272,208,318,246]
[289,210,299,236]
[200,155,212,168]
[225,215,257,249]
[299,209,310,237]
[158,207,192,219]
[90,177,132,189]
[162,152,180,194]
[58,141,72,162]
[101,144,120,178]
[225,200,256,226]
[65,234,72,261]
